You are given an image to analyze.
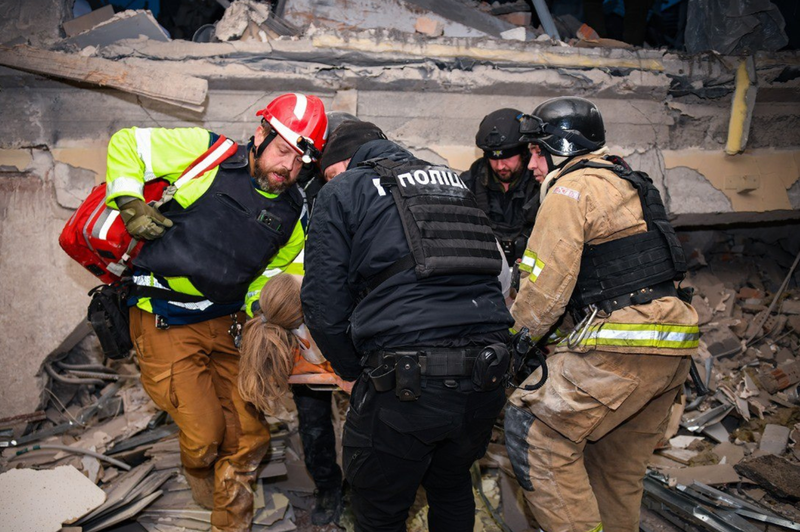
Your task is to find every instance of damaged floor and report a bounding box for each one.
[2,226,800,531]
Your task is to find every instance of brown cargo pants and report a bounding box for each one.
[505,350,690,532]
[130,307,271,532]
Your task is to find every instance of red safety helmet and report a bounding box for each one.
[256,93,328,163]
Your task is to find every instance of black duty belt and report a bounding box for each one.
[365,347,483,377]
[364,347,486,397]
[595,280,678,314]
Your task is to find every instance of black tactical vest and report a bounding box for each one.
[563,157,687,313]
[134,145,302,304]
[471,159,540,263]
[364,158,502,284]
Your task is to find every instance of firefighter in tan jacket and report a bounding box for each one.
[504,97,699,532]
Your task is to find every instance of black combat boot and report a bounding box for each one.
[311,484,343,526]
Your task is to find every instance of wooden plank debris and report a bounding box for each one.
[735,455,800,501]
[0,45,207,112]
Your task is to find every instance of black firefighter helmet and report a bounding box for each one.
[476,108,527,160]
[519,97,605,157]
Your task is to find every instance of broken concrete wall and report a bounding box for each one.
[0,0,72,47]
[0,26,799,417]
[0,147,99,418]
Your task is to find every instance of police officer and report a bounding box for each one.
[302,122,514,532]
[504,97,699,532]
[461,108,540,265]
[106,93,328,532]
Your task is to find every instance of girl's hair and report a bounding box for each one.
[238,274,303,415]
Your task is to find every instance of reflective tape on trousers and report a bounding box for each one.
[562,322,700,350]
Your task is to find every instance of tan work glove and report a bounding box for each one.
[118,197,173,240]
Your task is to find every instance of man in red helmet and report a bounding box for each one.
[104,93,328,532]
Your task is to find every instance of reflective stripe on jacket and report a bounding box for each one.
[510,153,698,356]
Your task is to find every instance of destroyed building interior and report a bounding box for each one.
[1,0,800,531]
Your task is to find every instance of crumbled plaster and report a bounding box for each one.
[662,149,800,213]
[0,148,33,171]
[51,144,106,182]
[284,0,491,39]
[54,163,97,209]
[0,148,99,418]
[663,165,733,218]
[788,178,800,210]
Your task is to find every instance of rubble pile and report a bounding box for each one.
[637,229,800,528]
[472,228,800,531]
[0,330,308,532]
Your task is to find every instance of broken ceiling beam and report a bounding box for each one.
[0,45,207,112]
[725,56,758,155]
[309,30,666,71]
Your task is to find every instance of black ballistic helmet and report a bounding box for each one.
[519,97,605,157]
[476,108,527,160]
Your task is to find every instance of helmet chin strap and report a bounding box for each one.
[538,153,574,206]
[250,127,278,160]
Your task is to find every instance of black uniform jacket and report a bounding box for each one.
[302,140,514,380]
[461,158,540,263]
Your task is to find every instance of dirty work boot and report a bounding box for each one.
[311,485,343,526]
[184,469,215,510]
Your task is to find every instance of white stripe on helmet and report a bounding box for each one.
[292,93,307,120]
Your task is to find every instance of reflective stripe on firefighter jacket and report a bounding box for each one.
[510,153,698,356]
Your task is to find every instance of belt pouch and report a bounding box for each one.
[368,362,396,392]
[472,344,511,391]
[395,355,421,401]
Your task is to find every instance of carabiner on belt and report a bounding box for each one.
[566,304,599,349]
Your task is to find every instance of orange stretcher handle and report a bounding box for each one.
[287,350,354,393]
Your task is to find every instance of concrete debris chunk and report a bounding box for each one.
[757,360,800,394]
[782,299,800,315]
[415,17,444,37]
[62,5,115,38]
[62,10,170,49]
[0,465,106,532]
[662,463,748,486]
[500,26,528,41]
[760,424,791,455]
[699,326,741,358]
[215,0,272,42]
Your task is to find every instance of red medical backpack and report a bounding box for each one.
[59,136,238,283]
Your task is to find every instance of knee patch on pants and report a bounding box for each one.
[504,404,536,491]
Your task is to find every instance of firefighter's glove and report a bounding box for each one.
[119,198,173,240]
